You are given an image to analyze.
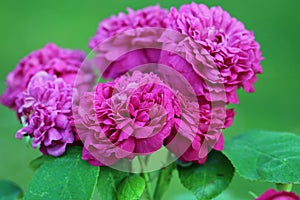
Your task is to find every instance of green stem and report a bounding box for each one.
[276,183,293,192]
[248,191,258,199]
[153,163,176,200]
[138,157,152,200]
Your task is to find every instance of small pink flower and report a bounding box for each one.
[164,94,234,164]
[256,189,300,200]
[88,6,168,79]
[1,43,87,110]
[89,5,168,50]
[16,72,74,156]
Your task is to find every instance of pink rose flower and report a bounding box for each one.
[159,33,228,103]
[164,94,234,164]
[167,3,263,103]
[74,71,177,166]
[256,189,300,200]
[16,72,74,156]
[88,6,168,79]
[89,5,168,48]
[1,43,87,110]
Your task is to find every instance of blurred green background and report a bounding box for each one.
[0,0,300,199]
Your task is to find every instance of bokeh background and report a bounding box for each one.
[0,0,300,199]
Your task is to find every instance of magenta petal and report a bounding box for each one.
[46,143,67,157]
[115,137,135,158]
[82,148,104,166]
[44,128,63,146]
[135,134,165,154]
[55,114,69,129]
[212,134,224,151]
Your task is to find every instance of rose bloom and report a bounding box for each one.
[74,71,177,166]
[167,3,263,104]
[1,43,87,110]
[164,94,234,164]
[256,189,300,200]
[88,5,168,79]
[159,34,228,103]
[16,72,74,156]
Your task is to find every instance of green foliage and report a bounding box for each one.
[178,151,234,200]
[97,167,129,200]
[0,180,23,200]
[24,147,99,200]
[223,130,300,184]
[117,175,145,200]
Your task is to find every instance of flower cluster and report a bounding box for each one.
[1,3,262,165]
[91,3,263,104]
[74,71,234,166]
[83,3,261,165]
[1,43,95,156]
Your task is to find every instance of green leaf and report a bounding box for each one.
[117,175,145,200]
[178,151,234,200]
[0,180,23,200]
[24,147,99,200]
[223,130,300,184]
[97,167,129,200]
[29,155,52,170]
[153,163,176,200]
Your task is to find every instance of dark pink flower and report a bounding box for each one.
[89,5,168,49]
[164,94,234,164]
[16,72,74,156]
[167,3,263,103]
[256,189,300,200]
[74,71,177,166]
[159,34,227,103]
[88,6,168,79]
[1,43,86,110]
